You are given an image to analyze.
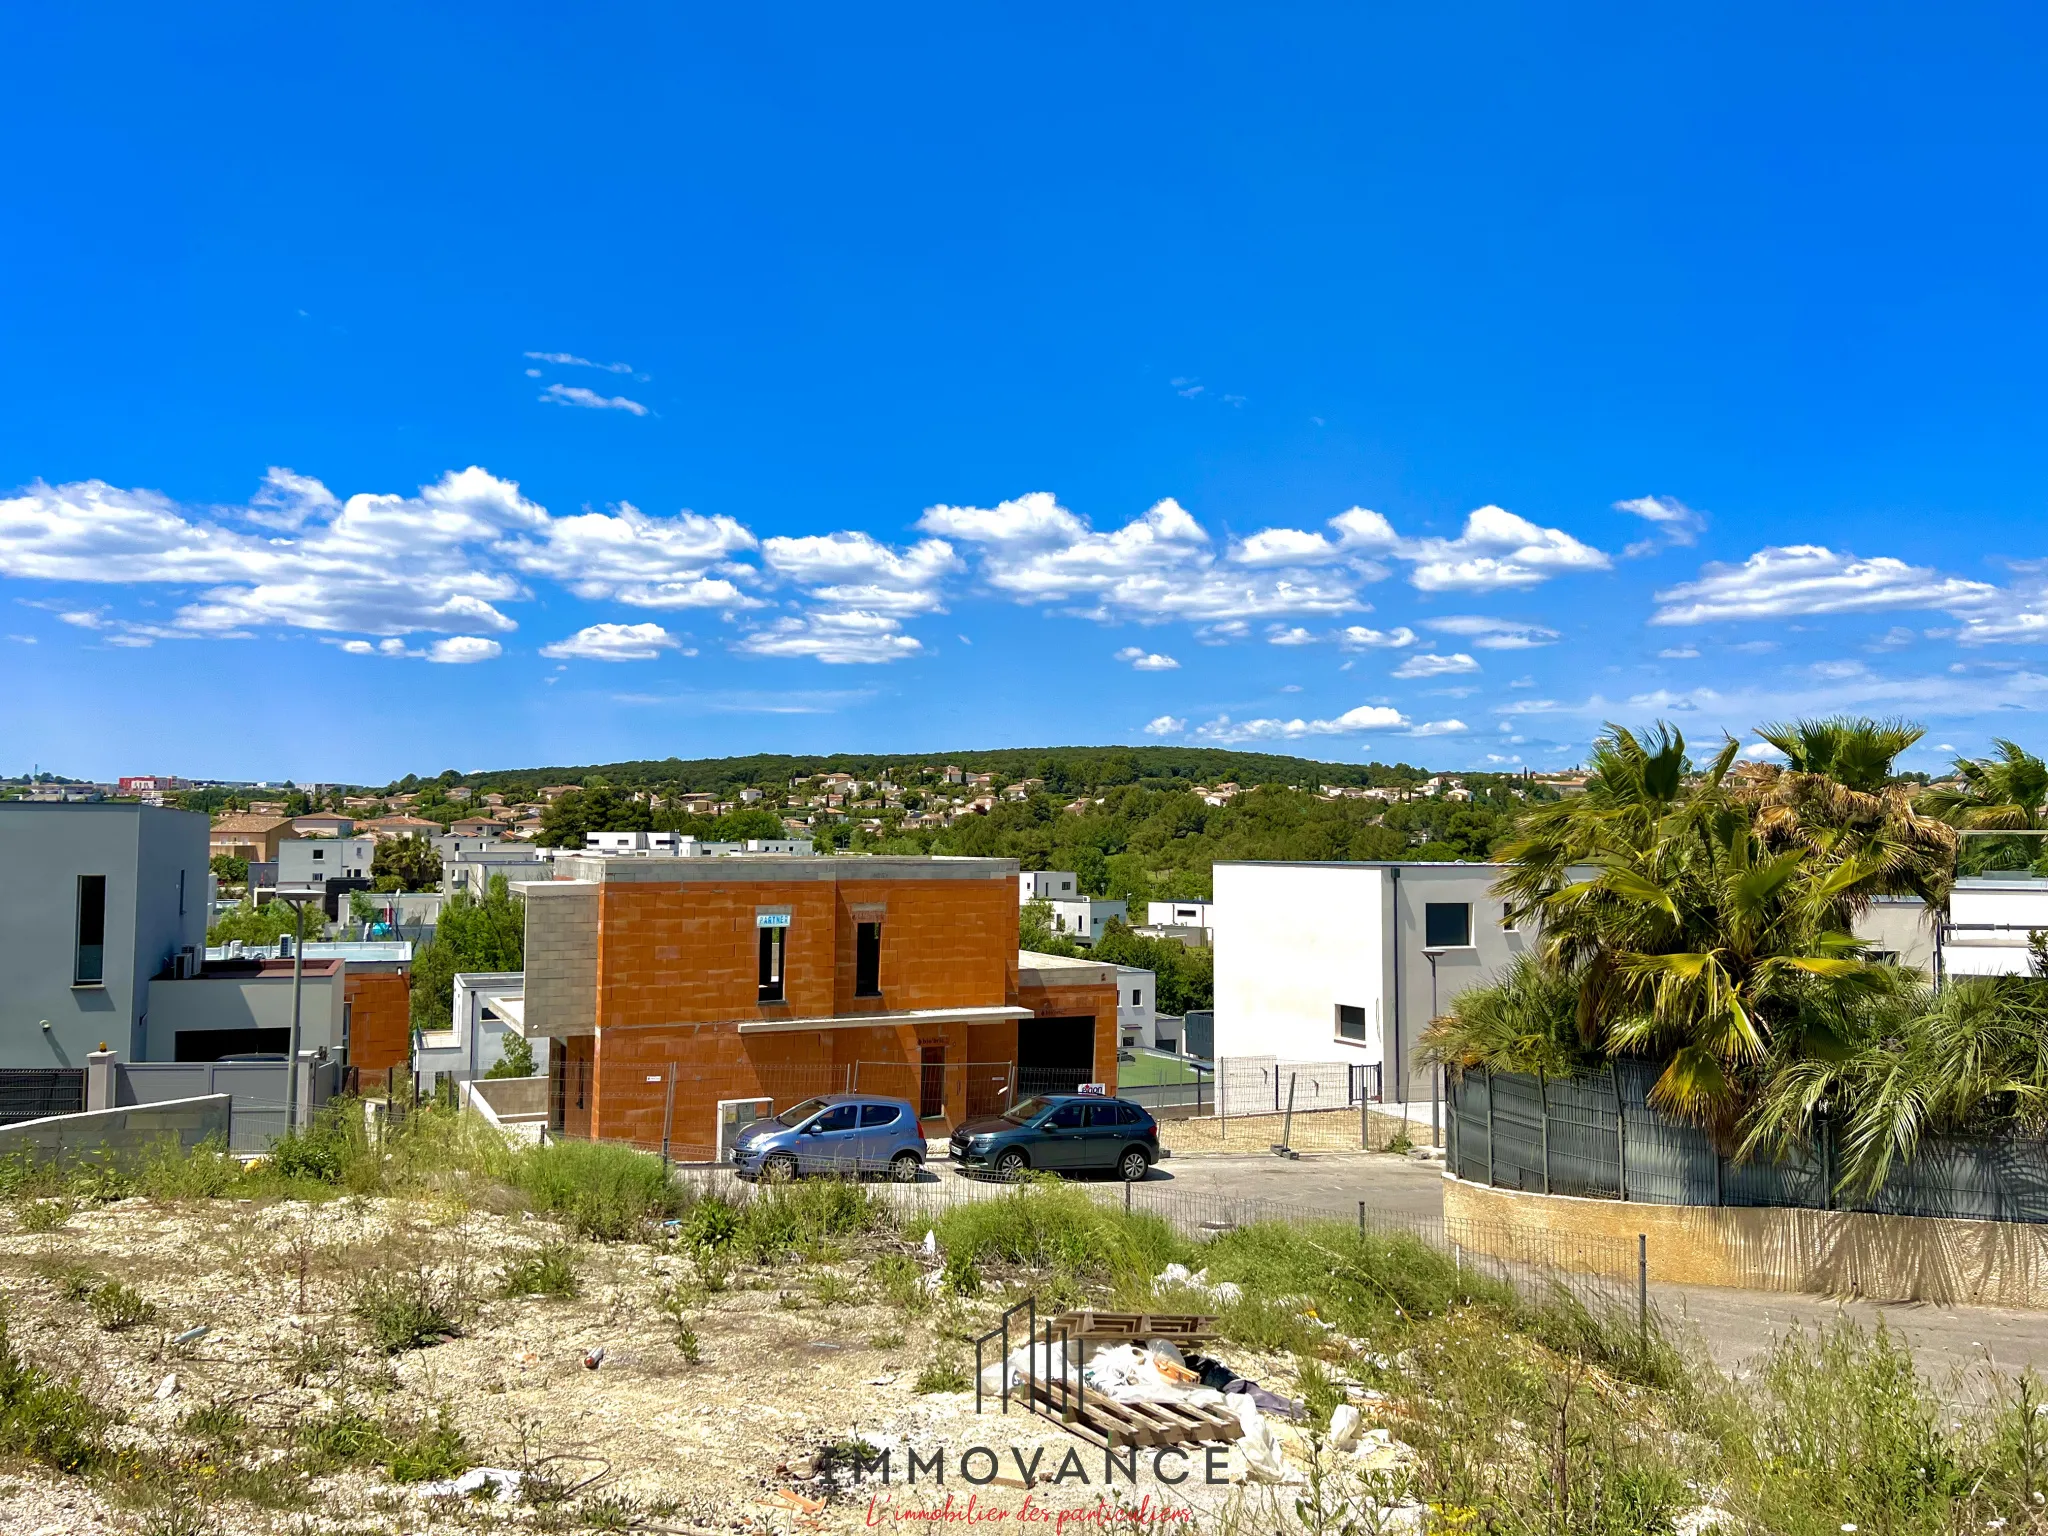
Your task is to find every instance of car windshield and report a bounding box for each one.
[774,1097,831,1128]
[1001,1095,1054,1125]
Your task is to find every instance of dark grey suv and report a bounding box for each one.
[948,1094,1164,1181]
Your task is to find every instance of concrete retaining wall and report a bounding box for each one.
[0,1095,231,1166]
[469,1075,547,1120]
[1445,1173,2048,1308]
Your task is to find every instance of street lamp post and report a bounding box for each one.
[1424,948,1444,1148]
[275,887,324,1133]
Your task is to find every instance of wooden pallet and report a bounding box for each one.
[1024,1378,1243,1451]
[1050,1310,1218,1342]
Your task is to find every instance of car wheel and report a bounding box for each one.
[994,1149,1029,1180]
[890,1151,922,1183]
[1118,1148,1150,1183]
[761,1152,799,1182]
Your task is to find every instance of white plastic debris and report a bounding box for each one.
[170,1325,208,1346]
[1328,1404,1362,1452]
[922,1230,937,1255]
[978,1336,1072,1394]
[1229,1393,1289,1483]
[419,1468,524,1501]
[152,1374,179,1402]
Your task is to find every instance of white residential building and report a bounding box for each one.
[1116,964,1156,1049]
[1934,876,2048,977]
[278,836,374,888]
[1020,870,1081,902]
[1147,899,1216,932]
[1042,897,1127,944]
[1212,860,1534,1102]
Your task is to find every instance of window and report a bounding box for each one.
[757,925,786,1002]
[859,1103,901,1128]
[1130,989,1142,1005]
[75,875,106,985]
[1084,1103,1123,1128]
[1045,1103,1087,1129]
[1500,906,1517,933]
[312,847,325,860]
[812,1104,859,1132]
[177,869,186,916]
[855,920,882,996]
[1336,1003,1368,1041]
[1424,902,1473,949]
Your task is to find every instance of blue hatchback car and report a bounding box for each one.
[730,1094,926,1181]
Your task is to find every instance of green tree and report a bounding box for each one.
[485,1031,536,1078]
[207,900,312,946]
[410,875,525,1031]
[209,854,249,886]
[1753,715,1926,793]
[1019,899,1081,957]
[1490,722,1898,1128]
[371,834,442,892]
[713,807,788,842]
[1090,921,1214,1015]
[1919,738,2048,874]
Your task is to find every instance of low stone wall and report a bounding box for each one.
[1444,1173,2048,1307]
[0,1095,232,1167]
[468,1075,547,1121]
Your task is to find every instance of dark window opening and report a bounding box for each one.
[175,1028,289,1061]
[75,875,107,985]
[1424,902,1472,949]
[859,1103,901,1128]
[1130,988,1141,1005]
[1336,1003,1368,1041]
[758,925,787,1002]
[855,920,882,997]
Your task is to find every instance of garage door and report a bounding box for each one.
[1018,1014,1095,1097]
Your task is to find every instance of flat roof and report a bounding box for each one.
[552,853,1018,885]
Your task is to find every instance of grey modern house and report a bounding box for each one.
[0,802,210,1070]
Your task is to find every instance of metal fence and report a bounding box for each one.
[117,1059,343,1152]
[0,1068,85,1126]
[1214,1056,1381,1118]
[1449,1061,2048,1223]
[648,1162,1643,1318]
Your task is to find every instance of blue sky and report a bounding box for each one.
[7,5,2048,784]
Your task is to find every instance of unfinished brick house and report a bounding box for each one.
[517,854,1118,1157]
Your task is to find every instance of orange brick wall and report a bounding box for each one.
[578,870,1021,1151]
[1016,978,1121,1094]
[345,972,412,1073]
[593,876,1017,1027]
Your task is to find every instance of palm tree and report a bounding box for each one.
[1419,953,1591,1080]
[1752,716,1925,792]
[1741,974,2048,1197]
[1492,721,1902,1128]
[1919,739,2048,874]
[1741,715,1955,907]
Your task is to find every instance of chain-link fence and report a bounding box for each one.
[1450,1061,2048,1223]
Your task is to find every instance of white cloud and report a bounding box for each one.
[1265,626,1318,646]
[1144,714,1187,736]
[503,500,760,611]
[761,532,959,617]
[1651,545,2000,625]
[427,636,502,664]
[1191,705,1408,744]
[541,384,650,416]
[1425,616,1559,650]
[1867,626,1918,651]
[1614,494,1705,552]
[920,493,1372,622]
[1658,646,1700,659]
[525,351,634,374]
[1404,506,1611,592]
[1409,719,1469,737]
[1115,646,1180,671]
[1337,625,1416,649]
[734,610,922,664]
[1744,742,1787,761]
[1392,651,1480,679]
[539,622,682,662]
[1228,508,1398,568]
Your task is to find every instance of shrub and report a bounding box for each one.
[502,1243,579,1299]
[868,1252,930,1314]
[134,1137,241,1200]
[513,1139,681,1240]
[677,1194,741,1251]
[265,1098,373,1188]
[0,1315,110,1473]
[933,1183,1183,1282]
[915,1356,969,1394]
[351,1266,468,1354]
[18,1198,73,1233]
[180,1401,248,1446]
[299,1403,469,1482]
[89,1280,157,1332]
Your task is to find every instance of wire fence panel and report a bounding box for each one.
[0,1069,85,1126]
[1486,1071,1547,1193]
[1542,1071,1623,1199]
[1215,1057,1371,1119]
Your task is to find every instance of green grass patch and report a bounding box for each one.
[933,1181,1185,1283]
[502,1243,579,1298]
[0,1313,111,1473]
[512,1138,683,1240]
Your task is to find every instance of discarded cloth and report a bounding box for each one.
[418,1468,523,1501]
[977,1337,1071,1395]
[1184,1353,1304,1420]
[1082,1343,1226,1407]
